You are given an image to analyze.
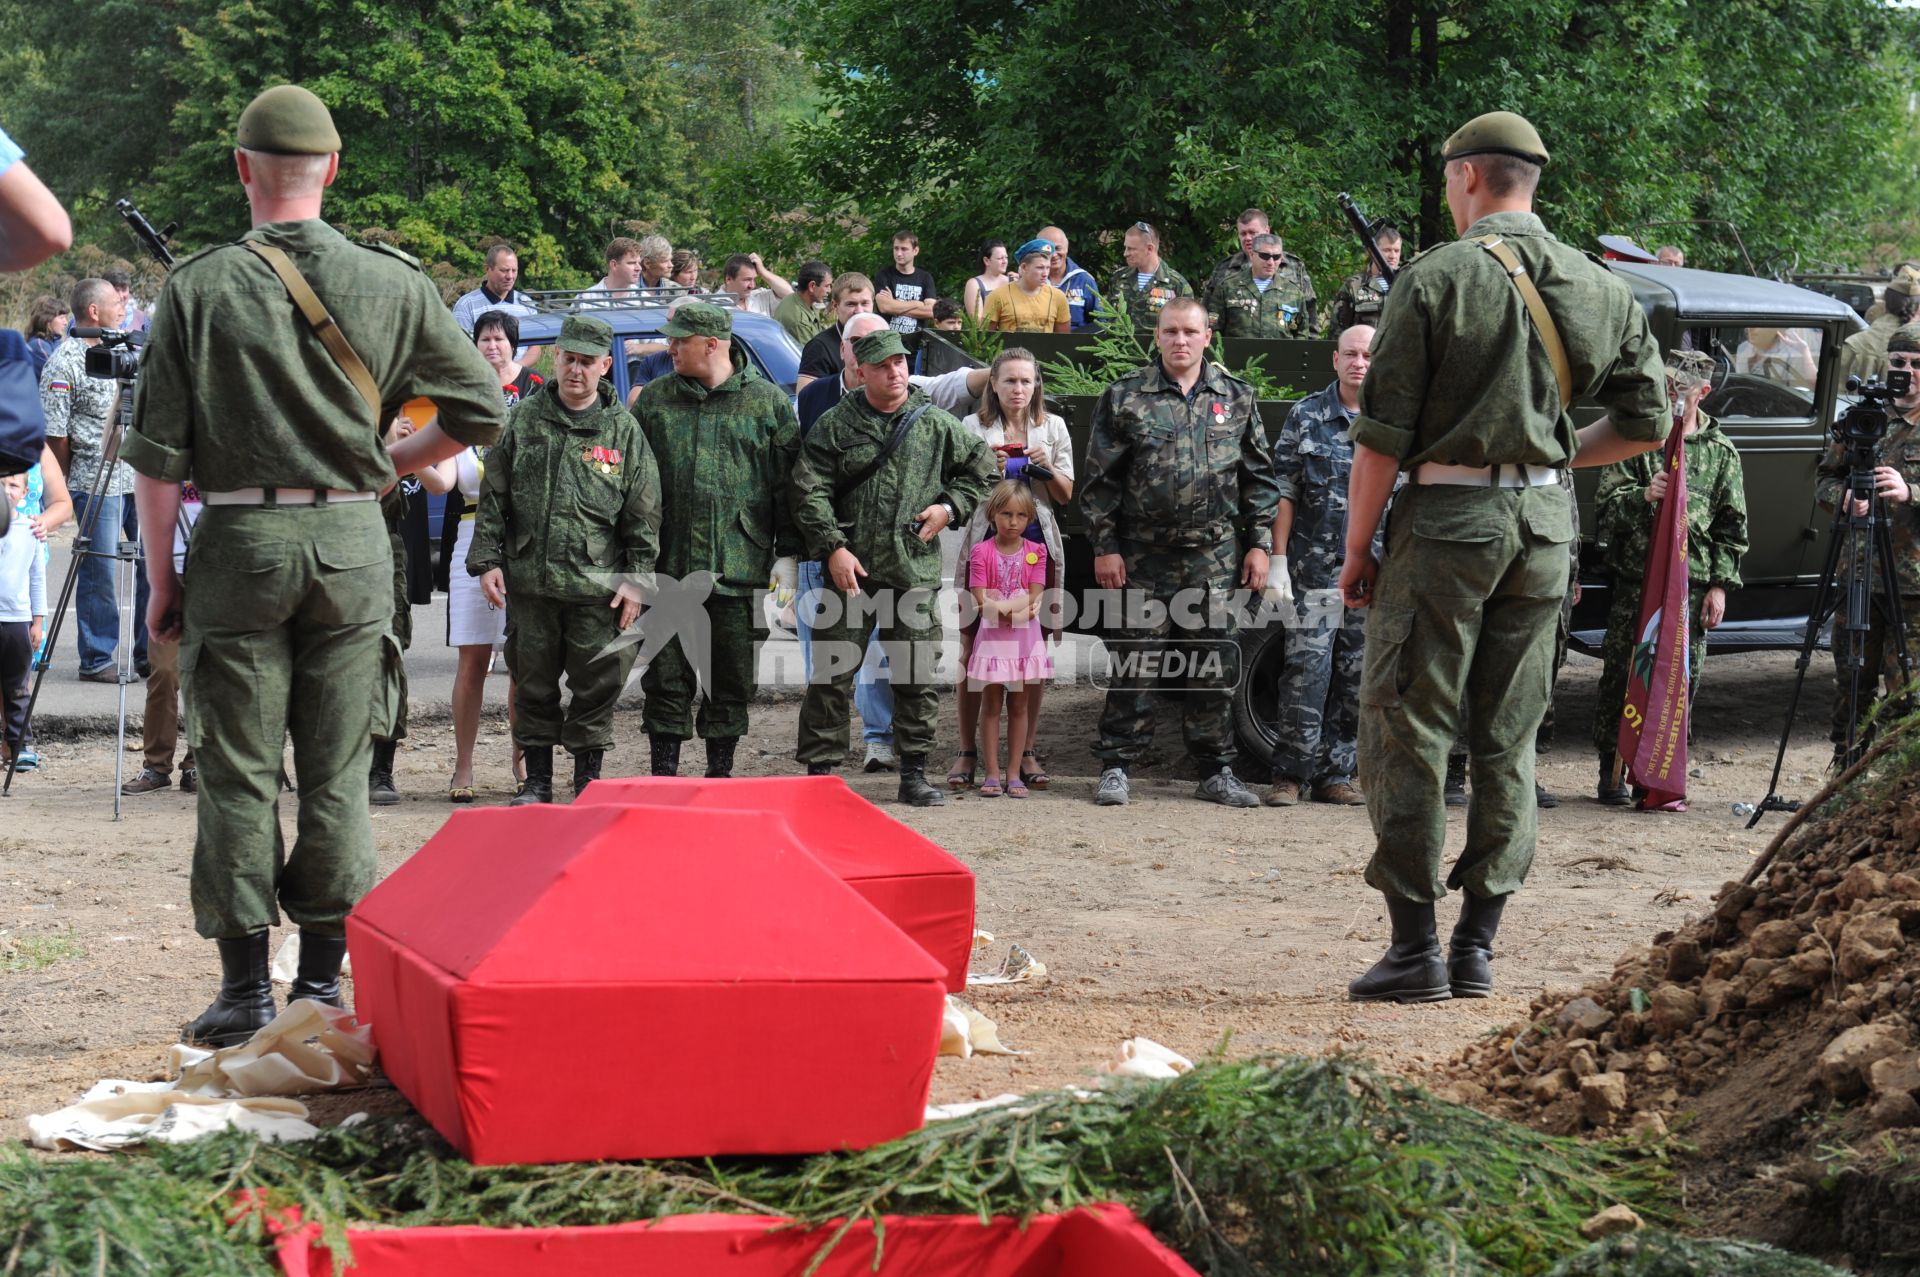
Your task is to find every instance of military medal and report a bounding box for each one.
[1212,401,1225,425]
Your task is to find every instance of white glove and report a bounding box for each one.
[1263,556,1295,606]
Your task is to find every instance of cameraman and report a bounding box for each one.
[1815,322,1920,768]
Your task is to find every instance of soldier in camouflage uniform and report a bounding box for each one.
[1205,208,1317,334]
[629,302,800,779]
[1816,321,1920,767]
[1264,325,1381,807]
[1104,222,1192,334]
[1838,273,1920,386]
[1084,297,1281,808]
[1207,233,1313,339]
[125,85,505,1045]
[1328,227,1403,337]
[1341,112,1670,1005]
[790,330,997,805]
[1591,350,1748,803]
[468,314,662,803]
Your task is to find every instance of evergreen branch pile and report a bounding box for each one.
[0,1056,1833,1277]
[1037,313,1294,400]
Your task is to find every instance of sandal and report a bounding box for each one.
[448,785,478,804]
[947,750,978,789]
[978,776,1003,798]
[1007,777,1029,799]
[1018,751,1050,790]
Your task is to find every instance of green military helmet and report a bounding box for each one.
[852,330,908,365]
[558,313,615,356]
[235,84,341,155]
[661,301,733,339]
[1886,321,1920,355]
[1441,111,1549,166]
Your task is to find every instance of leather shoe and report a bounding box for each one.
[1263,777,1301,807]
[1447,891,1509,998]
[182,932,275,1047]
[288,931,348,1007]
[1348,897,1452,1003]
[1312,780,1365,805]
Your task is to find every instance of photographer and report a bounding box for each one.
[1591,350,1748,804]
[1814,322,1920,768]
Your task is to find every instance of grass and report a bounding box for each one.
[0,933,84,973]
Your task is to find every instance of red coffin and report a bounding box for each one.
[274,1207,1200,1277]
[576,776,976,992]
[346,806,948,1164]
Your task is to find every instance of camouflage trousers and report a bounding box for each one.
[1829,593,1920,747]
[641,593,758,740]
[506,592,638,754]
[372,526,411,745]
[1272,588,1363,785]
[181,504,390,939]
[1592,580,1708,756]
[1450,559,1573,760]
[1094,541,1241,769]
[1358,484,1571,903]
[797,582,941,765]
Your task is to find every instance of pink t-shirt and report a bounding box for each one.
[968,537,1047,596]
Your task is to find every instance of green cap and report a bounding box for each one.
[660,302,732,339]
[1887,322,1920,355]
[558,314,614,357]
[1441,111,1549,166]
[236,84,341,156]
[852,330,908,366]
[1887,274,1920,302]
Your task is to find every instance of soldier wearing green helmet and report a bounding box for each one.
[126,82,505,1046]
[1338,109,1671,1006]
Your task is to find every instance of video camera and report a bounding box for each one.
[74,327,143,382]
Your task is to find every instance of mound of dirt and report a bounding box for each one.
[1444,768,1920,1272]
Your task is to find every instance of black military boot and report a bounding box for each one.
[182,932,276,1047]
[649,735,681,777]
[1447,891,1509,998]
[511,747,554,806]
[705,737,738,779]
[896,754,947,807]
[572,748,605,796]
[1596,751,1631,806]
[805,761,835,776]
[368,740,400,806]
[287,931,348,1008]
[1348,897,1452,1003]
[1443,754,1468,807]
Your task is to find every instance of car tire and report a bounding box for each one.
[1231,622,1288,778]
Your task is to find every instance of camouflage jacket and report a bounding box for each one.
[467,380,662,602]
[1207,270,1313,339]
[630,344,801,597]
[789,387,997,590]
[1083,358,1281,557]
[1838,312,1900,386]
[1328,270,1391,336]
[1596,413,1748,589]
[1272,383,1383,589]
[1815,412,1920,596]
[1205,250,1316,331]
[1103,261,1193,332]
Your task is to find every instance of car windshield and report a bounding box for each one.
[1694,325,1823,418]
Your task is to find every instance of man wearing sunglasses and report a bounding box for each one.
[1204,208,1316,333]
[1815,322,1920,770]
[1207,233,1313,338]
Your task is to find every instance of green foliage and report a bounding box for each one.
[1038,312,1295,401]
[1,1056,1697,1277]
[1544,1231,1848,1277]
[0,933,84,973]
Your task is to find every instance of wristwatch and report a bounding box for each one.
[939,500,959,525]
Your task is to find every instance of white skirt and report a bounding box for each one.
[447,517,507,649]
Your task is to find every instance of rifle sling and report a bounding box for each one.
[1472,234,1573,411]
[243,241,383,425]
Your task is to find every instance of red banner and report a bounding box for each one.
[1617,428,1691,811]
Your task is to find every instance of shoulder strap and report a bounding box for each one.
[1473,234,1573,411]
[835,402,931,503]
[243,241,382,425]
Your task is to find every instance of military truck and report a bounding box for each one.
[917,264,1864,770]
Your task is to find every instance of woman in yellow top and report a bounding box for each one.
[983,240,1072,334]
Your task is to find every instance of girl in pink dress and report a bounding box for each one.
[966,481,1053,797]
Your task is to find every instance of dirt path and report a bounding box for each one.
[0,650,1843,1128]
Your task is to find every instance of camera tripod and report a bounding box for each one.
[1746,468,1915,829]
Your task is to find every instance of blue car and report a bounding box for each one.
[425,290,803,545]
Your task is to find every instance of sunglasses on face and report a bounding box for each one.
[1255,252,1284,261]
[1889,356,1920,370]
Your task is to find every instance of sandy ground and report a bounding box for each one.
[0,648,1845,1131]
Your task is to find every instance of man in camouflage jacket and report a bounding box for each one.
[468,314,662,802]
[1084,298,1281,808]
[1104,222,1193,334]
[1204,208,1317,332]
[1591,350,1748,802]
[1265,325,1383,807]
[1208,233,1313,339]
[789,330,996,804]
[629,302,801,780]
[1327,227,1402,337]
[1816,321,1920,764]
